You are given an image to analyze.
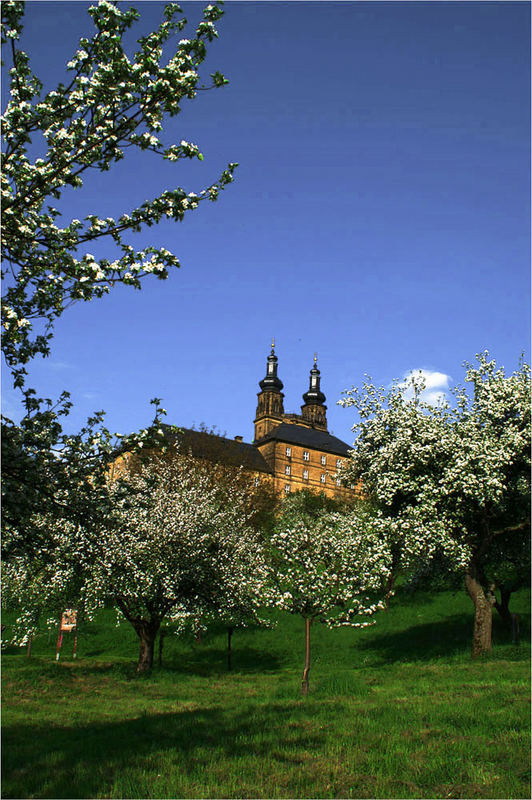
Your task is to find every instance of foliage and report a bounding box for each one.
[1,0,237,385]
[271,505,391,627]
[1,0,237,558]
[271,496,391,693]
[338,352,531,655]
[1,394,170,561]
[88,448,272,672]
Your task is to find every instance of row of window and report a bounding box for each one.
[285,446,342,469]
[284,474,342,492]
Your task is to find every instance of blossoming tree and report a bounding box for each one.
[2,0,236,379]
[338,353,531,658]
[87,449,271,673]
[271,499,391,695]
[1,0,237,555]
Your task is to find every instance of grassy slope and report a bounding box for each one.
[2,587,530,799]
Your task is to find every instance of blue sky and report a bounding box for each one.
[2,1,530,444]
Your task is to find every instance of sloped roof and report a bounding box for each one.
[161,425,273,474]
[255,423,352,457]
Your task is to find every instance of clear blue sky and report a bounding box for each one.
[3,1,530,444]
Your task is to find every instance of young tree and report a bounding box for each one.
[86,448,270,673]
[338,353,531,658]
[271,501,391,695]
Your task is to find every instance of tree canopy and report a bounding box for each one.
[338,352,531,657]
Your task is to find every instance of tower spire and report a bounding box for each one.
[301,353,327,430]
[254,341,285,441]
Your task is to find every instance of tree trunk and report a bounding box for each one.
[301,617,312,696]
[227,626,233,671]
[383,572,396,611]
[158,629,165,667]
[494,587,513,627]
[135,621,160,674]
[465,572,493,658]
[26,634,33,659]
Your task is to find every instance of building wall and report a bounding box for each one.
[256,439,357,500]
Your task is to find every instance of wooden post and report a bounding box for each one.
[301,617,312,696]
[55,630,63,661]
[512,613,520,646]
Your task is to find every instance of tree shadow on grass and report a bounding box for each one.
[355,613,530,666]
[2,701,326,799]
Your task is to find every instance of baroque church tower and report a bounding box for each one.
[301,354,327,431]
[254,340,285,441]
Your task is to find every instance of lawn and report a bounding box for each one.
[2,587,530,799]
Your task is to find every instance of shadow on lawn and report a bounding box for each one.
[356,612,530,665]
[2,701,325,799]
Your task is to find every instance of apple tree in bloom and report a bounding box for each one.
[338,352,531,658]
[2,0,236,381]
[1,0,237,554]
[86,449,271,673]
[271,498,391,695]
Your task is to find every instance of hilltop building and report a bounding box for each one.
[160,343,355,500]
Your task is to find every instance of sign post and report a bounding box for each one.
[55,609,78,661]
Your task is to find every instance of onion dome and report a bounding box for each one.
[302,353,326,405]
[259,339,284,392]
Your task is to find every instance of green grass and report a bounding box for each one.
[2,587,530,799]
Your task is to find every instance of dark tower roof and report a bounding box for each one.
[259,339,284,392]
[302,354,326,406]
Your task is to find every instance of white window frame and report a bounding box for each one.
[336,459,342,468]
[285,484,291,494]
[303,451,310,461]
[336,477,341,486]
[285,465,291,475]
[286,446,292,457]
[320,473,326,483]
[321,455,326,466]
[303,469,309,480]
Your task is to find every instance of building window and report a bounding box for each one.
[303,469,309,480]
[321,455,326,466]
[254,476,260,487]
[320,474,326,483]
[336,459,342,468]
[286,446,292,457]
[336,477,341,486]
[285,484,291,494]
[303,451,310,461]
[285,465,291,475]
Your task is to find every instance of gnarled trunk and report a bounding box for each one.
[301,617,312,696]
[133,620,160,673]
[465,572,493,658]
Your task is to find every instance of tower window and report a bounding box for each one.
[303,469,309,480]
[285,484,291,494]
[303,451,310,461]
[285,465,291,475]
[321,455,326,466]
[320,474,326,483]
[254,476,261,487]
[336,459,342,468]
[286,447,292,457]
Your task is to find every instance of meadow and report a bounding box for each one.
[2,587,530,799]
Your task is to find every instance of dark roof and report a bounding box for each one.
[161,425,273,474]
[255,423,352,457]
